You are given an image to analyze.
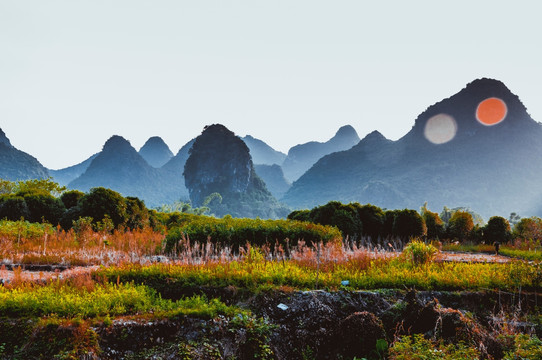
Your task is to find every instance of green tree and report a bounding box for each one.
[382,210,400,238]
[356,203,385,239]
[0,196,29,221]
[60,190,85,209]
[447,211,474,242]
[79,187,127,228]
[484,216,511,244]
[14,178,66,197]
[23,194,66,224]
[392,209,426,239]
[305,201,362,238]
[513,217,542,242]
[125,196,150,230]
[287,209,311,222]
[422,207,444,240]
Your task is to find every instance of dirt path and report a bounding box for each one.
[436,251,511,263]
[0,265,100,283]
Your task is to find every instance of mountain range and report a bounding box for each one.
[2,78,542,219]
[282,78,542,219]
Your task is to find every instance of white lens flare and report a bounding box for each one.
[424,113,457,144]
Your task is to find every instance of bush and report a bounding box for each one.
[165,215,341,254]
[403,239,438,266]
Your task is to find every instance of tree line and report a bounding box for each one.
[2,178,541,245]
[288,201,533,244]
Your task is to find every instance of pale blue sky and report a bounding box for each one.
[1,1,541,169]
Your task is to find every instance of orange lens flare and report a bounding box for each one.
[476,97,507,126]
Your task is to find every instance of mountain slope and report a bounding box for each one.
[282,78,542,218]
[281,125,360,182]
[49,153,98,186]
[159,138,196,200]
[138,136,174,168]
[254,164,291,199]
[242,135,286,165]
[0,128,50,181]
[68,136,181,207]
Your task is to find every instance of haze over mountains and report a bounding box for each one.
[2,78,542,219]
[283,78,542,219]
[281,125,360,182]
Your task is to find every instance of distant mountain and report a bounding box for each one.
[184,124,290,218]
[0,128,50,181]
[68,136,181,207]
[254,164,291,199]
[282,125,360,182]
[282,78,542,219]
[138,136,174,168]
[49,153,98,186]
[242,135,286,165]
[159,138,195,200]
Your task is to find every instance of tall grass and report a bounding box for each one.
[0,220,165,266]
[95,251,538,293]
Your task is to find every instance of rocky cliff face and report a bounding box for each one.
[184,124,290,218]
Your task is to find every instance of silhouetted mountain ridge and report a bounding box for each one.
[242,135,286,166]
[282,125,360,182]
[283,78,542,219]
[0,128,49,181]
[139,136,174,168]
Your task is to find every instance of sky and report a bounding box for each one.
[1,1,542,169]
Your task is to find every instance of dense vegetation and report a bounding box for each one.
[3,179,542,358]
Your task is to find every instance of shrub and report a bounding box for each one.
[403,239,438,266]
[389,334,480,359]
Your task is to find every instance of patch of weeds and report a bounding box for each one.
[403,239,438,266]
[230,314,276,360]
[503,334,542,359]
[389,334,480,359]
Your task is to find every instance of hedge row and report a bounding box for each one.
[165,214,341,253]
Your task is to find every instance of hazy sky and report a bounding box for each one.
[1,1,541,169]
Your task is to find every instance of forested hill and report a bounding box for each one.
[282,78,542,219]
